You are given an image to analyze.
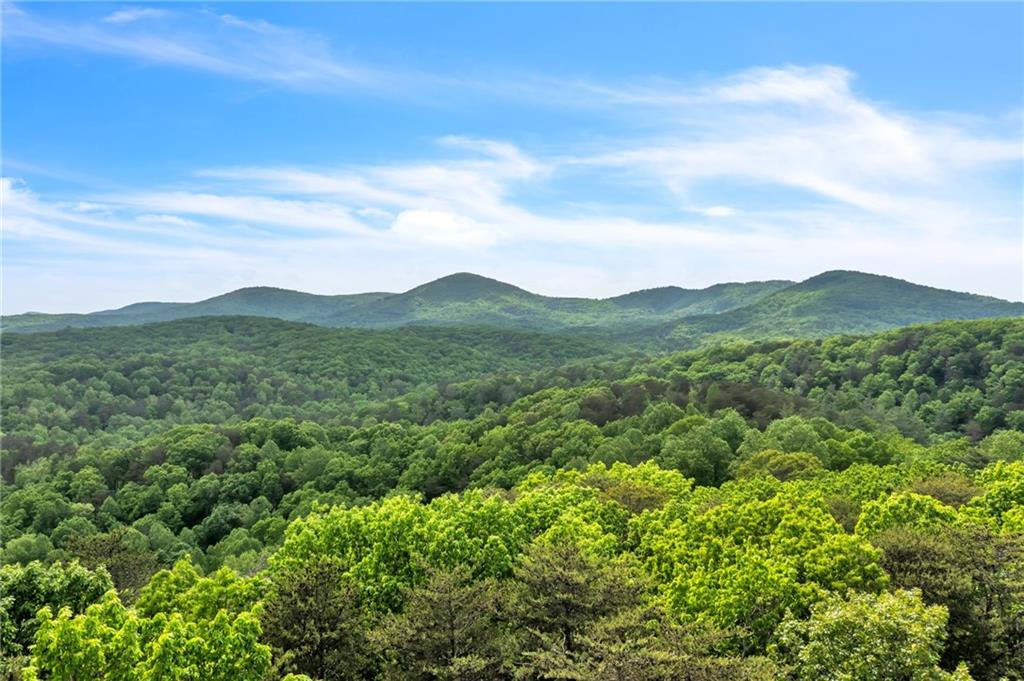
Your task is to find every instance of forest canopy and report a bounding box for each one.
[2,316,1022,680]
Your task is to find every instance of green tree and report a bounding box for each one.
[0,534,53,566]
[69,466,107,504]
[261,557,370,681]
[874,526,1024,680]
[656,427,732,486]
[734,449,824,482]
[24,583,271,681]
[0,560,113,657]
[373,565,509,680]
[855,492,958,537]
[522,602,780,681]
[68,527,159,597]
[510,542,643,668]
[770,589,970,681]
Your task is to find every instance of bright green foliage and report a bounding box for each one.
[961,461,1024,529]
[855,492,958,537]
[636,489,887,649]
[770,589,971,681]
[270,463,677,614]
[23,569,271,681]
[271,492,527,612]
[733,449,824,481]
[135,559,265,621]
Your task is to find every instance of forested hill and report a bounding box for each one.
[634,270,1024,349]
[2,284,1022,681]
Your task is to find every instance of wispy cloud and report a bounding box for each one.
[107,191,379,237]
[3,56,1021,311]
[2,3,374,90]
[575,66,1020,228]
[103,7,170,24]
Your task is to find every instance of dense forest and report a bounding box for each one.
[2,312,1022,679]
[0,317,619,465]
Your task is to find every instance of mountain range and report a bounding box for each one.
[3,273,792,333]
[5,271,1021,348]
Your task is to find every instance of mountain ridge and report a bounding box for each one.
[3,273,794,333]
[4,270,1020,338]
[632,269,1024,349]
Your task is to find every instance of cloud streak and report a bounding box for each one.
[3,4,375,90]
[103,7,170,24]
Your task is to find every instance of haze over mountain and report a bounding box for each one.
[4,271,1020,343]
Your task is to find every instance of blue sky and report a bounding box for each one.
[3,2,1022,313]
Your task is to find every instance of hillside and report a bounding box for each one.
[3,288,393,332]
[634,270,1024,348]
[3,273,791,333]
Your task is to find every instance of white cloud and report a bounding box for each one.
[574,65,1020,244]
[391,209,498,248]
[3,4,374,90]
[698,206,736,218]
[709,65,856,107]
[1,178,242,261]
[103,7,170,24]
[136,214,203,228]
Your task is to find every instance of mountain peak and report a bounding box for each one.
[802,270,897,284]
[403,273,532,302]
[795,270,1010,302]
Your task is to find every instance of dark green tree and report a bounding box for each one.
[373,565,510,680]
[874,526,1024,680]
[261,557,371,681]
[509,542,644,676]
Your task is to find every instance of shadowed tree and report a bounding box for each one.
[261,557,371,681]
[373,565,510,680]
